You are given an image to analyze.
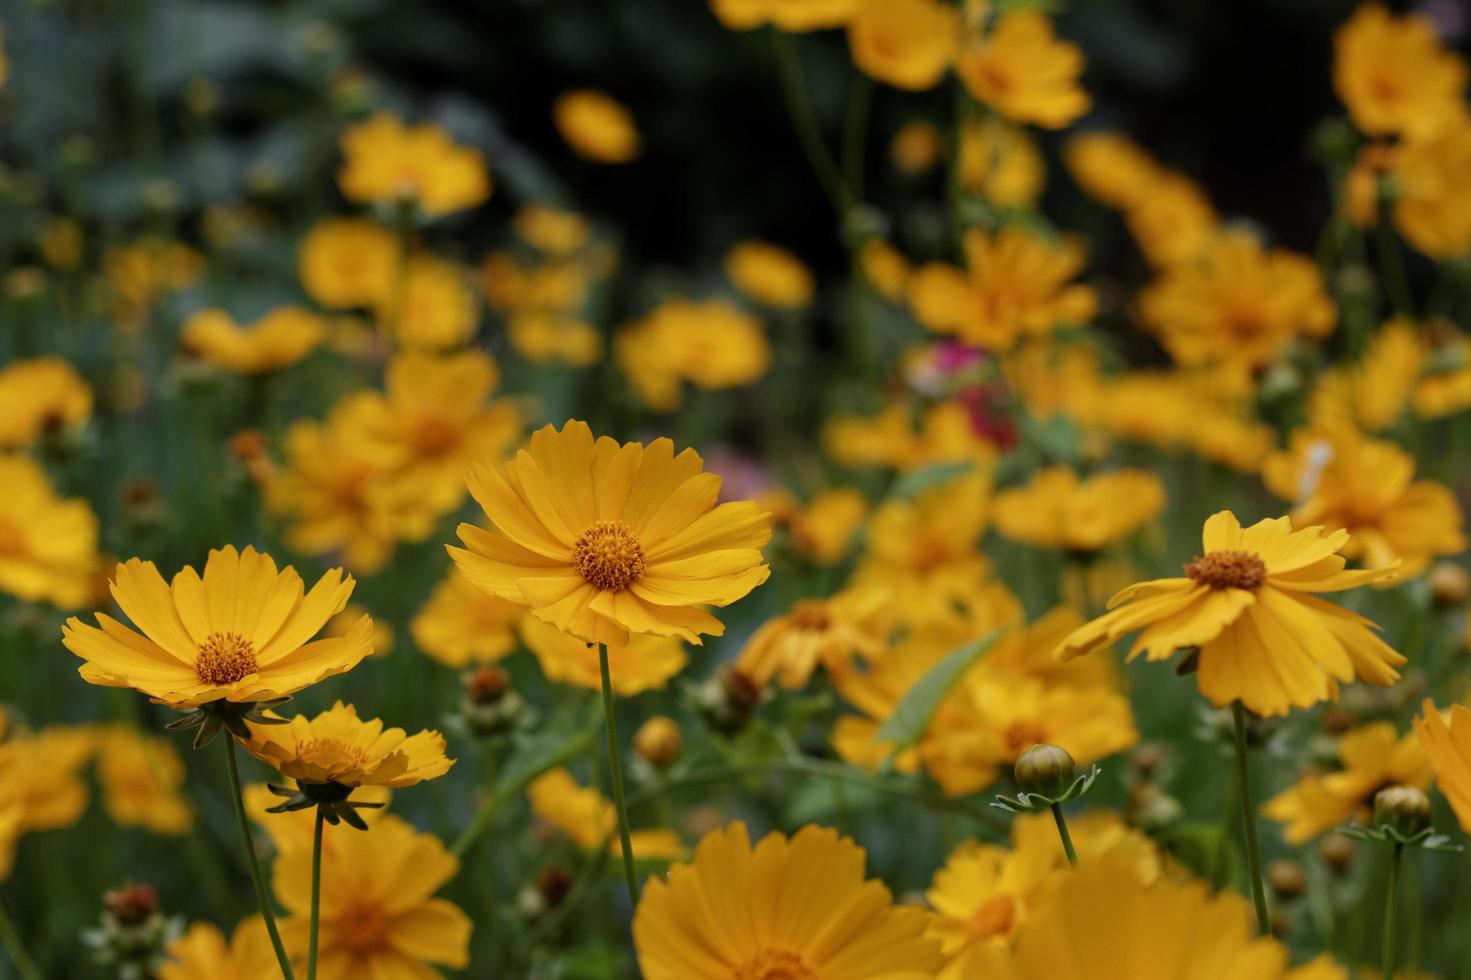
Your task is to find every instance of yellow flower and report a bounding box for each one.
[891,120,945,175]
[1333,3,1466,139]
[520,614,688,695]
[993,467,1165,554]
[337,112,490,217]
[1138,230,1335,369]
[1001,341,1104,424]
[411,567,524,668]
[736,587,887,689]
[724,240,815,309]
[529,768,684,859]
[181,306,326,374]
[509,314,603,366]
[0,356,93,448]
[1097,368,1275,472]
[63,545,373,708]
[1413,699,1471,832]
[105,238,204,332]
[1123,174,1219,268]
[0,725,93,840]
[243,701,453,789]
[298,218,398,310]
[633,822,943,979]
[860,239,912,300]
[709,0,859,32]
[1056,511,1404,717]
[616,298,772,410]
[378,254,478,350]
[0,455,99,608]
[1264,721,1430,843]
[825,399,1000,472]
[1386,118,1471,259]
[958,11,1090,129]
[1063,131,1163,210]
[158,920,276,980]
[847,0,959,91]
[326,603,393,658]
[513,204,592,256]
[1415,331,1471,418]
[95,725,192,835]
[909,226,1096,350]
[957,118,1044,207]
[787,486,869,565]
[1307,318,1422,434]
[554,89,641,163]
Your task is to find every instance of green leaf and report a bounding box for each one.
[890,461,975,500]
[875,627,1007,751]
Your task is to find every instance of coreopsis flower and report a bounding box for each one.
[95,725,192,835]
[553,89,641,163]
[157,920,276,980]
[337,112,491,218]
[0,356,93,448]
[1333,3,1466,139]
[860,239,912,300]
[1138,230,1335,370]
[786,486,868,565]
[1264,721,1430,843]
[105,238,204,332]
[520,614,688,694]
[723,240,815,309]
[823,399,1001,472]
[1122,174,1220,268]
[1263,428,1465,576]
[1056,511,1404,717]
[243,702,453,792]
[0,725,93,836]
[1064,131,1162,210]
[993,466,1165,554]
[410,567,524,668]
[481,252,591,315]
[179,307,326,374]
[528,768,683,859]
[957,118,1044,207]
[1412,699,1471,832]
[62,546,373,709]
[1307,319,1422,434]
[709,0,858,32]
[1097,368,1275,473]
[513,204,592,256]
[846,0,959,92]
[378,254,478,350]
[957,11,1090,129]
[1415,330,1471,419]
[298,218,398,310]
[632,822,944,979]
[908,226,1097,350]
[616,298,772,410]
[0,455,99,607]
[1385,117,1471,259]
[508,314,603,366]
[735,587,887,689]
[1001,342,1104,424]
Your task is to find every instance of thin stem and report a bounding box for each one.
[598,643,641,907]
[771,30,847,213]
[1384,842,1402,980]
[1231,701,1271,936]
[225,737,297,980]
[451,725,597,860]
[308,809,324,980]
[1376,194,1414,316]
[840,73,872,210]
[1050,803,1079,867]
[0,900,42,980]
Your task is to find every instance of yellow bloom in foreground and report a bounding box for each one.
[0,455,99,608]
[451,421,772,645]
[724,240,815,309]
[709,0,858,32]
[520,614,688,695]
[181,307,326,374]
[736,587,887,689]
[529,768,684,860]
[633,822,943,979]
[958,11,1090,129]
[1333,3,1466,139]
[1057,512,1403,717]
[244,701,453,789]
[378,255,478,350]
[1264,721,1429,843]
[298,218,398,310]
[63,545,372,708]
[338,112,490,218]
[554,89,641,163]
[1413,699,1471,832]
[0,356,93,448]
[847,0,958,92]
[993,466,1165,554]
[158,920,276,980]
[958,119,1044,208]
[411,568,524,668]
[909,226,1096,350]
[617,298,772,410]
[95,725,192,835]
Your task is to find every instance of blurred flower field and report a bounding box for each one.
[5,0,1471,977]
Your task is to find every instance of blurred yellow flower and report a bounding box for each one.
[338,112,490,217]
[709,0,858,32]
[528,768,684,859]
[632,822,943,979]
[0,725,93,846]
[520,613,688,695]
[0,356,93,448]
[158,920,276,980]
[616,298,771,410]
[513,204,592,256]
[847,0,959,91]
[1415,330,1471,419]
[892,119,945,174]
[105,238,204,332]
[298,218,398,310]
[1307,318,1422,434]
[95,725,192,835]
[860,239,912,301]
[993,466,1165,554]
[1123,174,1219,268]
[180,306,326,374]
[379,254,478,350]
[553,89,641,163]
[723,240,815,309]
[1098,368,1275,472]
[1386,118,1471,259]
[63,545,372,708]
[508,313,603,366]
[244,701,453,789]
[1064,131,1162,210]
[1413,699,1471,833]
[1333,3,1466,139]
[38,217,83,270]
[958,11,1090,129]
[411,567,524,668]
[0,455,98,608]
[787,485,868,565]
[957,118,1044,207]
[736,587,887,689]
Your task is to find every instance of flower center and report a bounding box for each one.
[968,894,1017,941]
[572,520,646,592]
[334,898,390,955]
[788,600,831,632]
[409,416,459,457]
[194,631,258,685]
[1185,550,1267,590]
[1002,720,1050,758]
[733,949,818,980]
[296,737,371,776]
[0,518,27,559]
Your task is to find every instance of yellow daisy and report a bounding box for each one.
[553,89,641,164]
[337,112,490,218]
[846,0,959,92]
[785,486,868,566]
[528,768,684,860]
[378,254,478,350]
[95,725,192,835]
[158,920,276,980]
[0,454,99,608]
[1333,3,1466,139]
[298,218,398,310]
[957,11,1090,129]
[1412,699,1471,833]
[709,0,858,32]
[180,306,326,374]
[993,466,1165,554]
[957,118,1044,208]
[243,701,453,790]
[723,240,815,309]
[736,587,888,689]
[411,567,524,668]
[0,356,93,448]
[616,298,772,410]
[520,613,688,695]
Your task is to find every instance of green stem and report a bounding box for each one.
[0,900,42,980]
[1050,803,1078,867]
[1231,701,1271,936]
[1384,842,1402,980]
[598,643,640,907]
[771,31,847,213]
[308,809,323,980]
[451,725,597,860]
[1376,195,1414,316]
[225,737,297,980]
[840,73,872,210]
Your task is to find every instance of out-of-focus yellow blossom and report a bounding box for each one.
[158,921,276,980]
[909,226,1096,350]
[483,256,590,315]
[616,298,771,410]
[823,398,1000,471]
[786,486,868,565]
[1064,132,1162,210]
[860,238,912,300]
[0,356,93,448]
[958,11,1090,129]
[412,567,524,668]
[1308,318,1422,434]
[520,614,688,695]
[528,768,684,859]
[0,726,93,854]
[892,120,945,175]
[94,725,191,835]
[1414,699,1471,833]
[1265,721,1430,843]
[736,587,887,689]
[958,118,1044,207]
[709,0,858,32]
[1097,369,1275,472]
[1002,341,1105,424]
[1138,230,1335,369]
[180,306,326,374]
[847,0,959,92]
[509,314,603,366]
[337,112,490,217]
[1123,174,1220,268]
[993,466,1166,554]
[1333,3,1466,140]
[553,89,641,163]
[105,238,204,332]
[1414,330,1471,418]
[0,455,99,608]
[378,254,478,350]
[38,217,83,269]
[298,218,398,310]
[513,204,591,256]
[723,240,815,309]
[1386,118,1471,259]
[1263,428,1465,576]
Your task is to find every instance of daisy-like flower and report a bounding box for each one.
[632,822,944,979]
[298,218,398,311]
[553,89,641,164]
[957,118,1044,208]
[520,614,688,695]
[158,920,276,980]
[723,240,815,309]
[957,11,1090,129]
[784,487,868,567]
[709,0,858,32]
[736,587,888,689]
[1306,318,1422,435]
[1056,511,1404,717]
[0,356,93,448]
[179,307,327,375]
[846,0,959,93]
[411,567,525,668]
[95,725,193,835]
[992,466,1166,555]
[616,299,772,411]
[449,420,772,646]
[337,112,491,218]
[1412,699,1471,833]
[243,702,453,791]
[0,454,99,608]
[1333,3,1466,140]
[527,768,684,860]
[379,254,479,350]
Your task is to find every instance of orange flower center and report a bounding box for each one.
[788,600,831,632]
[0,517,27,559]
[1185,550,1267,590]
[409,416,459,457]
[733,949,817,980]
[334,898,390,955]
[572,520,646,592]
[296,737,370,775]
[968,894,1017,940]
[194,631,258,685]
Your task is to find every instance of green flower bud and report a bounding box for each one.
[1373,785,1432,838]
[1014,743,1076,799]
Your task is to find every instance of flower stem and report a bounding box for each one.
[225,736,297,980]
[771,30,847,213]
[1384,842,1403,980]
[451,724,597,860]
[598,643,640,907]
[308,808,324,980]
[1231,701,1271,936]
[1050,803,1079,867]
[0,900,42,980]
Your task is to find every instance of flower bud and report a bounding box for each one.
[693,666,763,735]
[1318,834,1357,874]
[104,883,158,927]
[456,666,526,737]
[633,716,681,770]
[1266,859,1307,900]
[1013,743,1075,799]
[1429,561,1469,608]
[1373,785,1432,837]
[85,882,180,978]
[517,866,573,919]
